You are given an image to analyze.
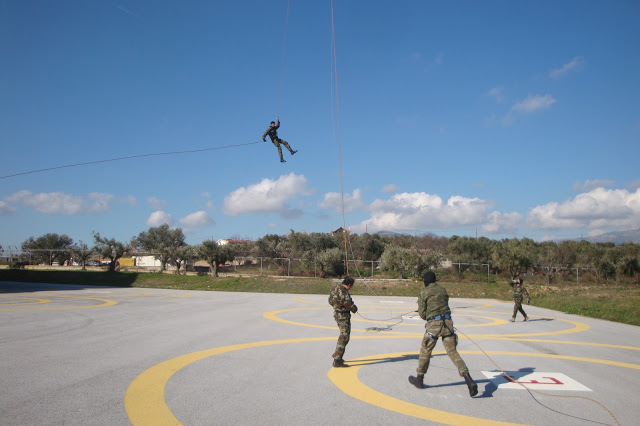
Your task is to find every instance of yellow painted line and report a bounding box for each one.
[263,308,418,335]
[127,339,640,426]
[493,337,640,351]
[0,296,52,306]
[0,294,118,311]
[329,350,640,425]
[264,308,590,338]
[353,314,508,328]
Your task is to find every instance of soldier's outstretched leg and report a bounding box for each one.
[280,139,297,156]
[275,143,285,163]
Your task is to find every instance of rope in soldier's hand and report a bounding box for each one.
[454,327,620,426]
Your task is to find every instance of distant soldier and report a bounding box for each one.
[509,277,530,322]
[328,276,358,367]
[408,271,478,397]
[262,117,297,163]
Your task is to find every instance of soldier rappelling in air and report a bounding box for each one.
[263,117,297,163]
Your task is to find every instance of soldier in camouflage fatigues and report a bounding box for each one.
[262,118,297,163]
[408,271,478,397]
[328,276,358,367]
[510,277,530,322]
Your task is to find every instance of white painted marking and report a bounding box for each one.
[481,371,592,391]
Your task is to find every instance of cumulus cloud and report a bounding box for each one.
[0,200,16,215]
[357,192,495,233]
[223,173,312,217]
[573,179,615,191]
[512,94,556,114]
[147,211,174,227]
[526,187,640,230]
[147,197,167,210]
[381,184,399,193]
[179,211,214,227]
[481,211,522,234]
[549,56,585,79]
[319,189,366,213]
[6,190,113,214]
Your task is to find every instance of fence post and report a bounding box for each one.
[288,258,291,276]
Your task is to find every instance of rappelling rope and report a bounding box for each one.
[455,326,620,426]
[276,0,291,117]
[0,140,263,180]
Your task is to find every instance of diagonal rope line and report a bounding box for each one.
[0,141,263,179]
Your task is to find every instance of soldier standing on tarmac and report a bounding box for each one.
[510,277,530,322]
[262,117,297,163]
[408,271,478,397]
[328,276,358,368]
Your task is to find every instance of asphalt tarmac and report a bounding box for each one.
[1,281,638,425]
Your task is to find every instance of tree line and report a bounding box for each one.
[6,228,640,282]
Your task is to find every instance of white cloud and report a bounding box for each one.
[487,86,504,103]
[147,197,167,210]
[223,173,312,217]
[147,211,174,227]
[6,190,113,214]
[0,200,16,215]
[319,189,366,213]
[358,192,494,233]
[481,211,522,234]
[381,184,399,193]
[179,211,214,227]
[573,179,615,191]
[549,56,585,79]
[526,187,640,230]
[512,94,556,114]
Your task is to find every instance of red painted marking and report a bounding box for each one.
[504,375,564,385]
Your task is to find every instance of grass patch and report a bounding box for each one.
[2,269,638,326]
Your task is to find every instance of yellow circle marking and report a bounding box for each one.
[353,314,508,328]
[0,296,52,306]
[126,339,639,426]
[328,350,640,425]
[264,308,590,338]
[0,294,118,311]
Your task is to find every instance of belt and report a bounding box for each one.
[426,314,451,321]
[335,310,349,313]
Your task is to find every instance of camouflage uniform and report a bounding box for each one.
[511,282,530,320]
[328,282,357,361]
[262,120,296,162]
[416,283,469,377]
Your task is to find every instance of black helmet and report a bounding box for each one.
[423,271,437,285]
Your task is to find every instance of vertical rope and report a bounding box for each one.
[330,0,348,275]
[277,0,291,117]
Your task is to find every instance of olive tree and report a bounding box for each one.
[92,232,128,272]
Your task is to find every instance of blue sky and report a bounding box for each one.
[1,0,639,248]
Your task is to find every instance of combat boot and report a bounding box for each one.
[463,373,478,397]
[408,374,424,389]
[291,150,298,155]
[524,316,529,321]
[509,317,515,322]
[333,358,348,368]
[280,158,286,163]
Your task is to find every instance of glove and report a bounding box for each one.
[263,139,266,142]
[351,305,358,314]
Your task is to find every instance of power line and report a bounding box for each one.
[0,140,262,180]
